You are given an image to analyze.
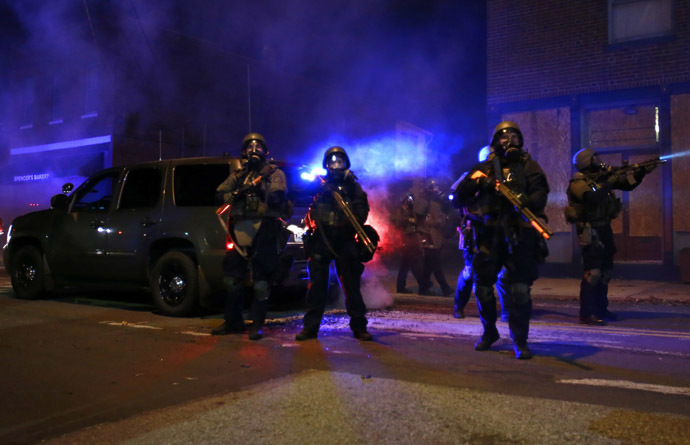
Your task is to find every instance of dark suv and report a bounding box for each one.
[2,156,321,316]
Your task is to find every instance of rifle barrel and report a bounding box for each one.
[332,191,376,254]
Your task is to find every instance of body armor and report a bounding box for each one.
[565,172,622,224]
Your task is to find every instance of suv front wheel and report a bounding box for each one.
[151,251,198,316]
[10,245,46,300]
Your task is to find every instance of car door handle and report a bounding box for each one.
[90,219,105,229]
[141,217,157,227]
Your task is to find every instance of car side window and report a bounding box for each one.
[174,163,231,206]
[119,167,162,209]
[71,172,119,212]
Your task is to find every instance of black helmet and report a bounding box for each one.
[490,121,523,151]
[241,132,268,155]
[322,146,351,170]
[573,148,597,171]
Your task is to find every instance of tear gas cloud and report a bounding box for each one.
[1,0,485,159]
[0,0,485,238]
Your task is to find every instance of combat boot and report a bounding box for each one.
[353,330,373,341]
[295,329,318,341]
[248,324,263,340]
[474,327,500,351]
[513,343,533,360]
[579,315,606,326]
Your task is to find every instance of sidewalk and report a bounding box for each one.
[382,264,690,307]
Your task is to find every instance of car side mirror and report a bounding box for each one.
[51,194,70,211]
[61,182,74,194]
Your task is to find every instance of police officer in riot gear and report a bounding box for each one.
[212,132,288,340]
[417,179,454,296]
[296,146,373,341]
[566,148,657,325]
[453,122,550,359]
[391,191,426,293]
[452,146,512,320]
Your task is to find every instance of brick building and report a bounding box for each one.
[487,0,690,280]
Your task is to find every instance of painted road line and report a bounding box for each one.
[99,321,162,330]
[558,378,690,396]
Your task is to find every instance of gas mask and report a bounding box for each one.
[498,130,522,162]
[243,141,266,169]
[591,155,607,171]
[326,153,347,182]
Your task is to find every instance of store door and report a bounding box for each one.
[598,151,663,263]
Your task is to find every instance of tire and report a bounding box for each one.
[150,251,198,317]
[10,245,46,300]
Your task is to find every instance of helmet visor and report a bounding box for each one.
[326,153,346,171]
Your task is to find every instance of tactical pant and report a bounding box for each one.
[421,247,452,295]
[579,223,615,318]
[221,219,281,329]
[396,236,426,292]
[456,252,510,317]
[472,225,539,345]
[302,231,367,333]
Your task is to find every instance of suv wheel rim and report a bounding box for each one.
[16,262,37,288]
[159,267,187,306]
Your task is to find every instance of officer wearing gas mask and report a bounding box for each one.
[452,145,512,321]
[565,148,656,325]
[417,179,453,296]
[391,191,426,294]
[296,146,373,341]
[453,122,549,359]
[212,133,287,340]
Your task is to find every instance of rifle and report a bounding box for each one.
[215,170,269,237]
[582,156,666,179]
[331,189,380,261]
[469,169,553,240]
[495,181,553,240]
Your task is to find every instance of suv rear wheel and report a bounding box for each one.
[151,251,198,316]
[10,245,46,300]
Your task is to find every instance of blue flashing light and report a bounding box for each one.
[300,166,327,182]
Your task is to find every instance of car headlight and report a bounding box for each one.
[4,224,12,247]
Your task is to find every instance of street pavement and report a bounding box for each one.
[2,256,689,444]
[17,260,687,444]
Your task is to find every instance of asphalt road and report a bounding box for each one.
[0,267,689,445]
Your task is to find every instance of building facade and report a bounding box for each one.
[487,0,690,280]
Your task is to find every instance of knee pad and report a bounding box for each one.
[584,268,602,286]
[253,280,270,302]
[511,282,531,305]
[223,276,240,293]
[475,285,495,304]
[601,270,612,285]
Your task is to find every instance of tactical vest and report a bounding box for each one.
[565,173,622,224]
[476,156,529,223]
[310,181,359,229]
[230,165,285,220]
